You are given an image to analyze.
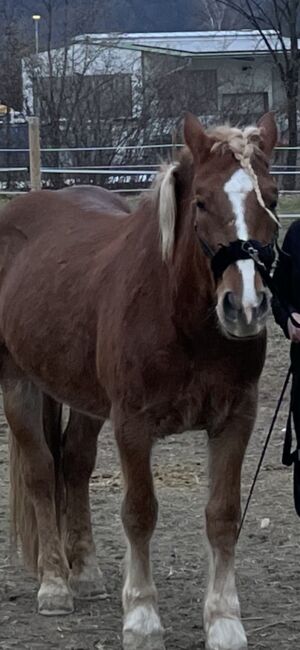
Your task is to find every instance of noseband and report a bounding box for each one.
[197,230,300,330]
[196,226,275,282]
[211,239,275,282]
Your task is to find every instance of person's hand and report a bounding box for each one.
[288,312,300,342]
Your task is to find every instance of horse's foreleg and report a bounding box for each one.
[116,418,165,650]
[204,390,257,650]
[63,410,106,600]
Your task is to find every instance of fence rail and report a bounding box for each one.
[2,118,300,195]
[3,166,300,176]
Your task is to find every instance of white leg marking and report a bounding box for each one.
[206,618,247,650]
[38,576,74,616]
[205,548,240,625]
[122,543,158,612]
[204,548,247,650]
[122,543,164,644]
[124,605,162,636]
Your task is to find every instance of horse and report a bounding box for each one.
[0,112,279,650]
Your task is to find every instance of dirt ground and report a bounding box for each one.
[0,322,299,650]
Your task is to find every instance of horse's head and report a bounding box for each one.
[159,112,279,339]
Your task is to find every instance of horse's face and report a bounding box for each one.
[184,112,279,339]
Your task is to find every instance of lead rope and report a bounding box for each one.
[237,248,299,538]
[237,364,292,541]
[196,234,299,536]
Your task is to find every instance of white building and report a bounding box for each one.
[23,30,291,120]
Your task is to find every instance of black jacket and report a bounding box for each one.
[273,220,300,516]
[272,219,300,365]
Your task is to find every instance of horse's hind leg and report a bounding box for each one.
[62,409,106,599]
[2,366,73,615]
[204,391,257,650]
[115,416,165,650]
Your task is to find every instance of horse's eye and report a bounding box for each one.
[269,200,278,211]
[197,200,206,211]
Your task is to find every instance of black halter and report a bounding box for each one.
[197,230,300,329]
[210,239,275,282]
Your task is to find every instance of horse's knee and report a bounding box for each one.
[121,489,158,542]
[205,502,240,548]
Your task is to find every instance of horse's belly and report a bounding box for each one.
[33,373,110,419]
[1,337,110,419]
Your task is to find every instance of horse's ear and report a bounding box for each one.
[257,112,278,158]
[183,112,210,162]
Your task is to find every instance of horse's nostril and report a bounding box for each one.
[223,292,239,321]
[257,291,268,317]
[227,292,237,309]
[257,291,265,307]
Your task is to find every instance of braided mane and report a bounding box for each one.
[210,125,279,225]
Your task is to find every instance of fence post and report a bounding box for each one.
[28,116,41,191]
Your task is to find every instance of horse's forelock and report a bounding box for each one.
[210,125,279,225]
[155,163,178,261]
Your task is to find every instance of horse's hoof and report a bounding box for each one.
[38,577,74,616]
[206,617,247,650]
[123,631,166,650]
[123,606,165,650]
[69,565,107,600]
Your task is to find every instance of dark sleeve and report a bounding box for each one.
[271,227,296,339]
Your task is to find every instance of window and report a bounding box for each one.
[222,92,269,117]
[143,54,217,118]
[94,74,132,119]
[38,73,132,121]
[155,69,218,117]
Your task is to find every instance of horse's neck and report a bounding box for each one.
[131,201,215,337]
[170,222,215,337]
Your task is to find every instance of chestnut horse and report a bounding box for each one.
[0,113,278,650]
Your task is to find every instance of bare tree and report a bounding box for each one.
[0,0,30,189]
[0,0,28,111]
[192,0,242,29]
[23,0,107,186]
[215,0,300,189]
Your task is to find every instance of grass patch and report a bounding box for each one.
[278,194,300,214]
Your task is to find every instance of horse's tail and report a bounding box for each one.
[9,395,64,573]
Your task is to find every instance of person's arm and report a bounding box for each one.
[272,227,296,339]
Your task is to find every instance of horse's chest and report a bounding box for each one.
[127,344,244,437]
[148,371,221,437]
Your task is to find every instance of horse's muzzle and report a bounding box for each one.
[219,289,269,338]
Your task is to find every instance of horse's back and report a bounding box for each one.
[0,186,132,255]
[56,185,131,215]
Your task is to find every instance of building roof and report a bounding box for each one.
[74,30,295,57]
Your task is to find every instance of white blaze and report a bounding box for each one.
[224,169,257,313]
